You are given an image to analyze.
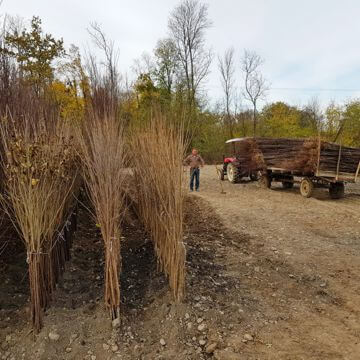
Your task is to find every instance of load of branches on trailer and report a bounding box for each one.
[233,138,360,175]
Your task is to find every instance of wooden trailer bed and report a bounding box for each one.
[256,138,360,199]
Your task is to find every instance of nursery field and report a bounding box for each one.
[1,1,360,359]
[1,166,360,360]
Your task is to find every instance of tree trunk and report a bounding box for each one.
[253,105,257,136]
[227,114,234,139]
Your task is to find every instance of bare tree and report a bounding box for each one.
[218,47,235,138]
[168,0,212,110]
[241,50,268,136]
[87,22,120,98]
[132,52,154,78]
[302,96,324,133]
[0,15,25,57]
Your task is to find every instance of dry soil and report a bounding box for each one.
[0,165,359,360]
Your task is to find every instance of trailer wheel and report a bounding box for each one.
[259,174,271,189]
[227,163,240,183]
[218,169,225,181]
[249,171,260,181]
[329,182,345,199]
[300,177,314,198]
[282,175,294,189]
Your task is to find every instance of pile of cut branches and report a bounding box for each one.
[235,137,360,175]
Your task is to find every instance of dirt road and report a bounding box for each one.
[194,165,360,359]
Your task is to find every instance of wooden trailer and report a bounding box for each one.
[258,140,360,199]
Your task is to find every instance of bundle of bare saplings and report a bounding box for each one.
[0,115,79,332]
[0,37,188,332]
[131,117,187,302]
[76,111,128,322]
[235,137,360,175]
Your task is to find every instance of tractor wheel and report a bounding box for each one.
[282,175,294,189]
[249,171,260,181]
[300,177,314,198]
[259,174,271,189]
[227,163,240,183]
[218,169,225,181]
[329,182,345,199]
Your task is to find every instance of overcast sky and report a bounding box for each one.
[2,0,360,109]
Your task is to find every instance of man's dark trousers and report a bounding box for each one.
[190,167,200,191]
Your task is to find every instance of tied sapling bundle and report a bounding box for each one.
[77,114,128,321]
[0,117,77,332]
[131,117,187,302]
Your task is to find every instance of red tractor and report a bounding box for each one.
[218,138,259,183]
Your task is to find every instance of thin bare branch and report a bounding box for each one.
[241,49,269,135]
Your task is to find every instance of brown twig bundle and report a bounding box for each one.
[278,139,319,173]
[0,116,78,332]
[318,142,360,173]
[131,116,187,301]
[235,137,360,175]
[76,113,128,320]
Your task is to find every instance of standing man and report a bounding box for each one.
[184,148,205,192]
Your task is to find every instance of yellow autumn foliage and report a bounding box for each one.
[49,81,85,122]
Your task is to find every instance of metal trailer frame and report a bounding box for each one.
[258,139,360,199]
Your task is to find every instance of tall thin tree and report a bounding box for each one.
[241,50,268,136]
[168,0,212,111]
[218,47,236,138]
[153,38,179,96]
